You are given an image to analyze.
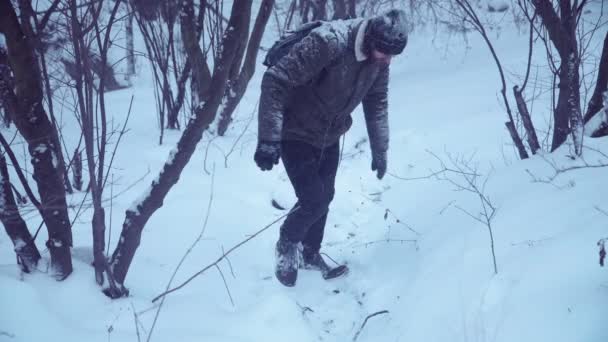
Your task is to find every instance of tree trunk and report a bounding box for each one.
[106,0,252,298]
[532,0,583,155]
[0,0,72,280]
[513,86,541,154]
[125,5,136,83]
[217,0,275,136]
[0,47,14,128]
[583,31,608,124]
[312,0,328,21]
[332,0,347,19]
[505,121,529,159]
[72,149,82,191]
[347,0,356,18]
[0,154,41,273]
[553,53,583,154]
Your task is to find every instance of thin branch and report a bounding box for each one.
[0,132,43,211]
[215,264,235,306]
[147,166,216,342]
[37,0,62,32]
[131,302,142,342]
[353,310,389,341]
[152,208,297,303]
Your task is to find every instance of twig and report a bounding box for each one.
[429,150,498,274]
[595,205,608,217]
[0,133,43,212]
[384,208,420,235]
[221,245,236,278]
[215,264,235,306]
[353,310,389,341]
[147,166,216,342]
[102,94,134,189]
[296,302,314,315]
[107,173,114,256]
[152,208,297,303]
[131,302,142,342]
[351,239,418,249]
[224,102,256,168]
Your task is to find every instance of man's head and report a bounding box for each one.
[366,9,408,64]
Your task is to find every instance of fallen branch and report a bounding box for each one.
[384,208,420,236]
[151,207,297,303]
[147,166,216,342]
[598,238,606,267]
[351,239,418,249]
[353,310,389,341]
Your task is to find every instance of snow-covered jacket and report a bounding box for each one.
[258,18,390,153]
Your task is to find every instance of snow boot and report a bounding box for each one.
[275,238,299,287]
[301,248,348,280]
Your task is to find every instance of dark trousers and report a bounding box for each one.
[280,140,339,254]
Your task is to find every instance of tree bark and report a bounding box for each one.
[583,31,608,124]
[505,121,529,159]
[106,0,252,298]
[532,0,583,155]
[0,47,15,127]
[0,0,72,280]
[513,86,541,154]
[72,149,82,191]
[126,4,136,83]
[332,0,347,19]
[312,0,328,21]
[347,0,356,18]
[217,0,275,136]
[0,154,41,273]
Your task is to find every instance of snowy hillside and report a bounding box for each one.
[1,2,607,342]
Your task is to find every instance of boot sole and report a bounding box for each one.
[322,265,349,280]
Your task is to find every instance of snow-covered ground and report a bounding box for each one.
[1,3,608,342]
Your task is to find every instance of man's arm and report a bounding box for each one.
[258,30,342,142]
[362,66,390,156]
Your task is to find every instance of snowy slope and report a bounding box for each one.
[1,4,608,342]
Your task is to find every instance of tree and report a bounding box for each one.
[0,0,72,280]
[583,31,608,126]
[0,152,41,273]
[216,0,275,136]
[105,0,253,298]
[131,0,189,139]
[66,0,124,290]
[530,0,586,155]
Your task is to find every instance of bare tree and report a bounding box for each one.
[106,0,253,298]
[132,0,189,139]
[451,0,529,159]
[216,0,275,136]
[530,0,587,155]
[0,153,41,273]
[66,0,124,290]
[583,31,608,125]
[18,0,75,195]
[0,0,73,280]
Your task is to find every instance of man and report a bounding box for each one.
[255,9,408,287]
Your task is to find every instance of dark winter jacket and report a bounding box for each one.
[258,18,390,154]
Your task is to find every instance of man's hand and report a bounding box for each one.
[371,150,387,179]
[254,141,281,171]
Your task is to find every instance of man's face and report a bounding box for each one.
[371,50,394,65]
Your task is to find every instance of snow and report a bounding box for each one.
[32,143,48,154]
[1,4,608,342]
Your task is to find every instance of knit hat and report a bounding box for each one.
[367,9,408,55]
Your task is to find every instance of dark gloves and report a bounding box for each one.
[254,141,281,171]
[371,150,387,180]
